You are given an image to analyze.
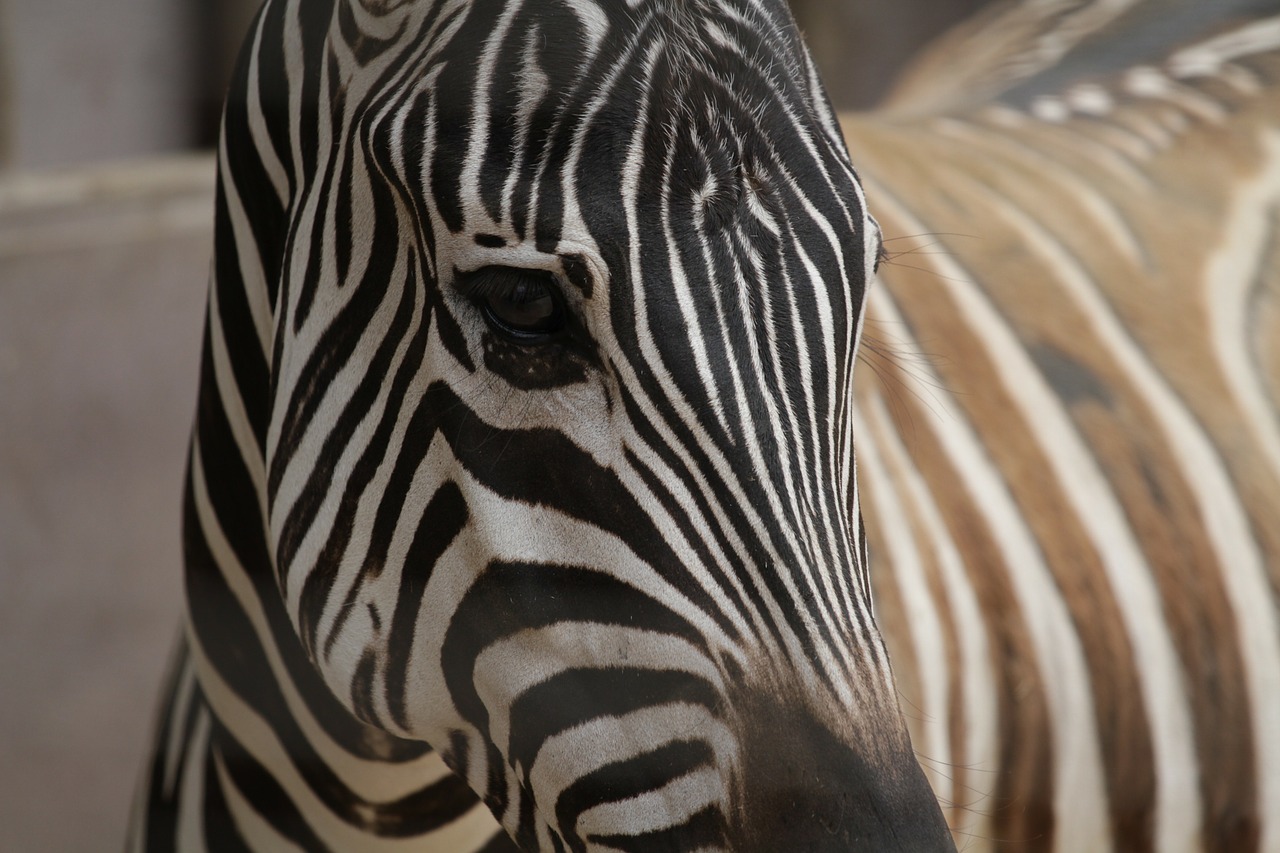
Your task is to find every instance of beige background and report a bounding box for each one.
[0,160,213,852]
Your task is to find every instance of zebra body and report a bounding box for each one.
[846,3,1280,850]
[131,0,951,851]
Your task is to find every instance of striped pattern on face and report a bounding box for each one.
[131,1,954,851]
[846,7,1280,852]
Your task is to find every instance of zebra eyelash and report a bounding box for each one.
[456,265,570,344]
[454,265,561,300]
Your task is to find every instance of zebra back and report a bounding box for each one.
[844,3,1280,850]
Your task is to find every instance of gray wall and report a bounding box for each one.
[0,158,213,853]
[0,0,997,170]
[0,0,197,169]
[0,0,261,170]
[792,0,994,108]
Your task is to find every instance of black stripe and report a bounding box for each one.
[587,804,725,853]
[136,642,193,852]
[201,738,253,853]
[279,259,418,608]
[212,720,330,850]
[554,740,720,853]
[384,481,469,729]
[267,164,407,506]
[506,667,720,772]
[442,562,709,740]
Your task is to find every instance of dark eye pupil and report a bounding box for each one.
[496,282,555,327]
[463,266,566,342]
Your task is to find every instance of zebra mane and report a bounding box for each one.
[883,0,1280,121]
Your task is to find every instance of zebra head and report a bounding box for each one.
[231,0,952,848]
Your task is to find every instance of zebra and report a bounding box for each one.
[128,0,955,851]
[127,0,1280,849]
[840,1,1280,851]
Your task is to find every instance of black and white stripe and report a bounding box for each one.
[848,3,1280,851]
[130,1,950,851]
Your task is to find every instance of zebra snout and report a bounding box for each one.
[725,688,956,852]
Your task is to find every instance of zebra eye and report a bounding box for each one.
[461,266,567,343]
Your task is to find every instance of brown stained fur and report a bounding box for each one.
[858,364,1056,852]
[1257,207,1280,424]
[842,40,1280,853]
[854,410,967,830]
[869,219,1158,852]
[938,136,1254,849]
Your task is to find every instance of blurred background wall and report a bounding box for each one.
[0,1,994,850]
[0,0,260,169]
[0,0,992,171]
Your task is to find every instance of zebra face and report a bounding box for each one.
[259,0,951,848]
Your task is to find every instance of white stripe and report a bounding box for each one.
[615,43,821,682]
[562,0,610,56]
[866,183,1113,852]
[658,143,733,438]
[187,620,500,851]
[496,29,549,227]
[163,650,199,797]
[853,401,953,811]
[944,176,1203,853]
[281,0,307,221]
[177,708,211,853]
[527,705,735,830]
[244,12,291,208]
[1204,133,1280,853]
[218,121,277,359]
[188,441,455,805]
[457,0,525,232]
[476,625,722,759]
[1169,17,1280,78]
[573,767,724,841]
[981,149,1280,851]
[865,382,999,845]
[927,117,1145,266]
[206,270,270,527]
[277,250,420,621]
[1207,131,1280,491]
[969,109,1157,190]
[215,750,308,852]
